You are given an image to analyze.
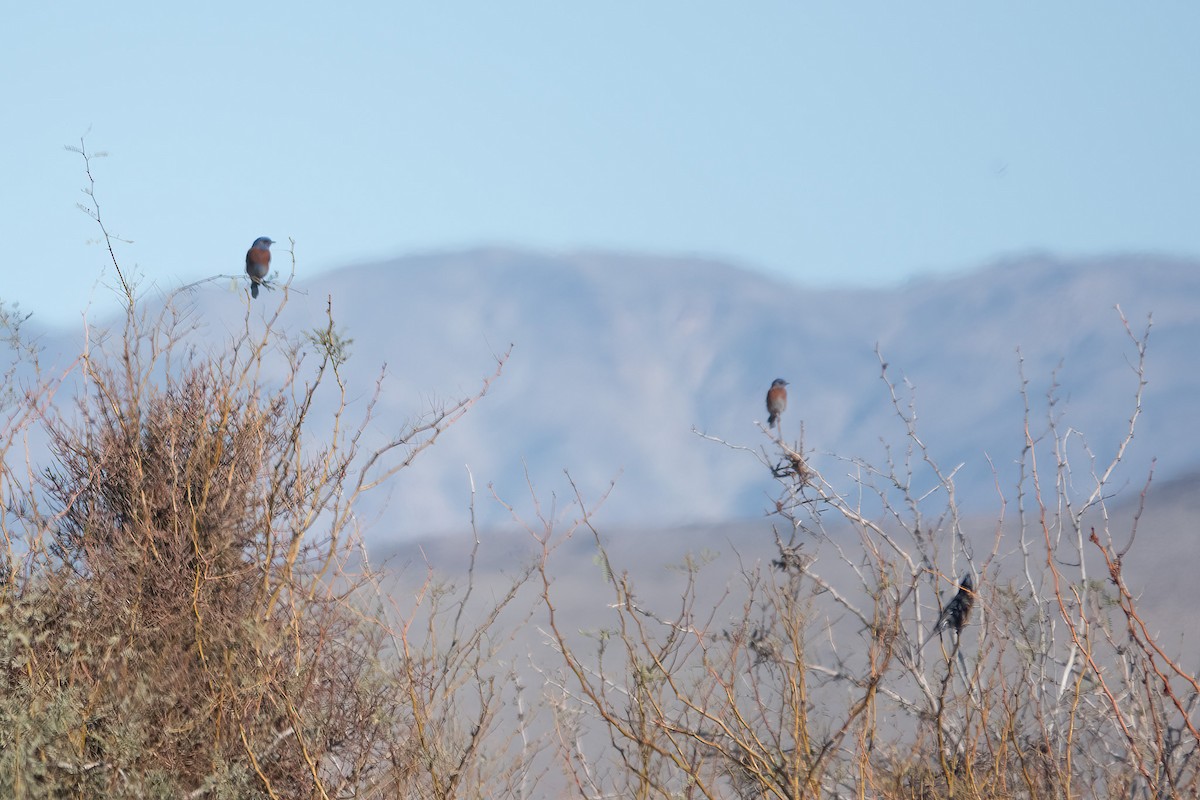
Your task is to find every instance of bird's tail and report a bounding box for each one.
[768,413,778,427]
[251,281,259,299]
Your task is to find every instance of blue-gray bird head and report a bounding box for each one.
[771,378,789,388]
[251,237,274,249]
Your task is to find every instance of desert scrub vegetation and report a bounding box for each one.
[0,285,1193,800]
[0,152,1193,798]
[529,311,1199,800]
[0,149,525,797]
[0,277,523,798]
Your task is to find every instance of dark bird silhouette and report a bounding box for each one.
[245,236,274,299]
[922,572,975,651]
[766,378,789,429]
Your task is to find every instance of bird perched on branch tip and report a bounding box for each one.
[766,378,789,429]
[245,236,274,299]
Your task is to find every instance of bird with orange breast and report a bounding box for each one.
[245,237,274,299]
[766,378,789,431]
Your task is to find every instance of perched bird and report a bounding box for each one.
[245,237,274,299]
[766,378,789,429]
[922,572,975,651]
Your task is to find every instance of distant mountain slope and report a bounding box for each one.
[22,249,1200,541]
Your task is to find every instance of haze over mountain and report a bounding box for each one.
[23,250,1200,543]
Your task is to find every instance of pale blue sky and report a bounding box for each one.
[4,3,1198,326]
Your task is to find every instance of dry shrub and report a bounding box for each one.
[534,313,1200,800]
[0,257,515,798]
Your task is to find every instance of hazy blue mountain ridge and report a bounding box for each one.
[18,249,1199,542]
